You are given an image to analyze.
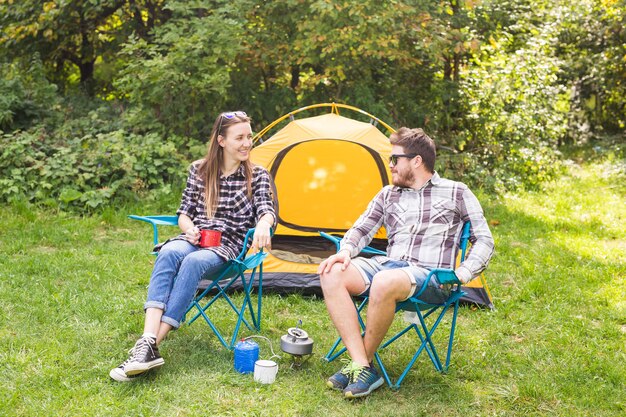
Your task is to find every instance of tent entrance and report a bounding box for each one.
[270,139,388,234]
[269,235,388,264]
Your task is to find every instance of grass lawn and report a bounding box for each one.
[0,156,624,417]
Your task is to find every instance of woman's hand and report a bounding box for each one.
[251,219,272,252]
[184,226,201,245]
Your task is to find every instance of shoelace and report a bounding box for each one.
[128,337,156,362]
[339,360,366,383]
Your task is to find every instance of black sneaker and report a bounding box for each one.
[343,363,384,398]
[109,359,143,382]
[110,336,164,380]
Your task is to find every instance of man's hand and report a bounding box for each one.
[317,249,352,274]
[453,266,472,284]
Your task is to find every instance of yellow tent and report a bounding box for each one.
[244,103,493,308]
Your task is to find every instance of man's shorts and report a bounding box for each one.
[351,257,451,304]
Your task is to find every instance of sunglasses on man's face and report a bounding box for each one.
[218,111,248,135]
[389,154,418,166]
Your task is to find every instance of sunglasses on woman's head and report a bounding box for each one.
[389,154,418,166]
[218,111,248,135]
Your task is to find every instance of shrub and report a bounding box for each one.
[0,57,59,131]
[0,127,195,210]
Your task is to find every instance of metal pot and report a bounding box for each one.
[280,327,314,356]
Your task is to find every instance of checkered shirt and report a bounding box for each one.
[172,161,275,260]
[340,172,494,282]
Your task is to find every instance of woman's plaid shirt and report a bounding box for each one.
[173,161,275,260]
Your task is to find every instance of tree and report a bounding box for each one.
[0,0,169,94]
[114,0,249,138]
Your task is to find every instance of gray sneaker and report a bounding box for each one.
[326,361,353,390]
[343,363,384,398]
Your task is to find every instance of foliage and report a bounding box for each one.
[0,0,170,93]
[555,0,626,138]
[0,56,59,131]
[0,0,625,209]
[0,125,192,210]
[114,0,249,138]
[0,159,624,416]
[441,26,568,190]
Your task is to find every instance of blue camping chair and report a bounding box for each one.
[129,215,268,349]
[321,222,472,389]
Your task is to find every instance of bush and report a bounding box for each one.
[439,34,568,191]
[0,57,59,131]
[0,127,195,210]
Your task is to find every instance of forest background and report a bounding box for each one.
[1,0,624,210]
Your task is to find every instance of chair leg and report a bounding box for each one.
[443,301,461,372]
[256,264,263,331]
[185,271,262,350]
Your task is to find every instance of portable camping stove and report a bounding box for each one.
[280,320,314,368]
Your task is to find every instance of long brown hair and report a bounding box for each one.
[197,111,253,217]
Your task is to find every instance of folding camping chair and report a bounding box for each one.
[129,215,268,349]
[321,221,471,389]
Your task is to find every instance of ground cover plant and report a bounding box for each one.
[0,155,624,416]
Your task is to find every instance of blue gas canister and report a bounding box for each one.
[234,339,259,374]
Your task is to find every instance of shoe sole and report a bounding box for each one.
[124,358,165,376]
[344,377,384,398]
[110,368,141,382]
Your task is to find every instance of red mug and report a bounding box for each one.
[199,229,222,247]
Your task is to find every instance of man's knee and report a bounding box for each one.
[320,263,364,295]
[319,263,345,291]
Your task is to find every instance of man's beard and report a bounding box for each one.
[392,169,415,188]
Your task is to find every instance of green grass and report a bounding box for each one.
[1,157,624,417]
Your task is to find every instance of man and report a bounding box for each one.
[317,127,495,398]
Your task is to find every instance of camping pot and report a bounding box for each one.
[280,327,314,356]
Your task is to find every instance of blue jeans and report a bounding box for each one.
[145,239,227,329]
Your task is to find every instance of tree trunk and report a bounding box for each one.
[79,61,95,95]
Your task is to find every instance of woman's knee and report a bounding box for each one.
[159,240,194,259]
[178,250,225,278]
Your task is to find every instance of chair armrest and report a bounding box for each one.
[128,215,179,247]
[414,268,461,298]
[238,227,275,261]
[319,231,387,256]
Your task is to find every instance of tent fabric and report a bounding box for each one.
[251,113,392,238]
[200,108,494,309]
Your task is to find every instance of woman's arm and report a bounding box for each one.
[178,214,200,244]
[250,167,276,252]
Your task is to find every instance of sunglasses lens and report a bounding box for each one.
[389,155,397,165]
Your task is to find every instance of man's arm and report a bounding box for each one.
[455,187,495,284]
[339,188,387,257]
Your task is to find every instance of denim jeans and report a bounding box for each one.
[145,239,227,329]
[351,257,451,304]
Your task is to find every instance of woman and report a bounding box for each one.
[110,111,276,382]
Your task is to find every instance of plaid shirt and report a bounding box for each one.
[172,161,275,260]
[340,172,494,282]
